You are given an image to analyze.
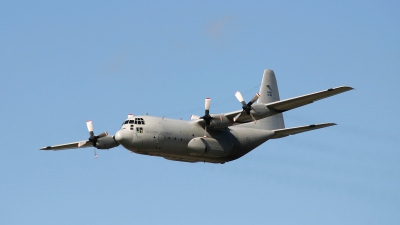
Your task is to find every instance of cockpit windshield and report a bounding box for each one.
[122,118,146,125]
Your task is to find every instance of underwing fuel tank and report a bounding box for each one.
[187,137,231,157]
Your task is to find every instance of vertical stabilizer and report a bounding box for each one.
[254,69,285,130]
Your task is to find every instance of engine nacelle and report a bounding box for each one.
[187,137,231,157]
[209,114,232,129]
[250,103,274,119]
[96,136,120,149]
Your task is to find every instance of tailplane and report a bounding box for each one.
[270,123,335,139]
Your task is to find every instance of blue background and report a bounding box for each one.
[1,1,399,224]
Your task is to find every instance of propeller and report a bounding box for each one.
[79,120,108,158]
[233,92,260,123]
[199,98,212,137]
[200,98,212,125]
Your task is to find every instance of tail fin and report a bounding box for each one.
[254,69,285,130]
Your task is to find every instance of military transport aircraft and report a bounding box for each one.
[41,69,353,163]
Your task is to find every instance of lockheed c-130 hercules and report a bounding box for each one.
[41,69,353,163]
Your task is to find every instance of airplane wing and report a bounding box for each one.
[270,123,336,139]
[40,140,92,151]
[225,86,353,124]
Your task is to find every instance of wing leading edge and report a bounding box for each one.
[40,140,92,151]
[265,86,353,112]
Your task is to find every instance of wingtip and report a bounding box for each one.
[310,123,337,127]
[341,86,355,90]
[344,86,355,90]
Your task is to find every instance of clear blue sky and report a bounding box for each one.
[1,1,399,224]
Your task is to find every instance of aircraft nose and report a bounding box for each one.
[114,129,131,145]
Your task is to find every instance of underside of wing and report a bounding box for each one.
[40,140,92,151]
[270,123,336,139]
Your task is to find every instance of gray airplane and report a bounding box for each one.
[41,69,353,163]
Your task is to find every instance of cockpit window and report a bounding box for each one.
[122,118,146,126]
[135,118,145,125]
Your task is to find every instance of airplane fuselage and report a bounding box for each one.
[114,115,274,163]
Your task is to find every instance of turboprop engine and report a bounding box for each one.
[208,114,231,129]
[191,98,234,129]
[76,120,120,157]
[80,120,120,150]
[248,103,275,119]
[94,135,120,149]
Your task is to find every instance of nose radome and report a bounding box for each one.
[114,129,130,144]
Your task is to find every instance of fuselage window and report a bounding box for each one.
[136,127,143,133]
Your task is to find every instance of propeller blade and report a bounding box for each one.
[205,98,211,111]
[201,98,212,125]
[250,113,257,124]
[233,112,241,122]
[198,97,214,127]
[191,115,201,120]
[235,91,245,102]
[97,131,108,138]
[235,92,247,107]
[249,93,261,104]
[86,120,94,137]
[78,141,89,148]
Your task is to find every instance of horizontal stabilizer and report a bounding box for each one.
[270,123,336,139]
[40,140,92,151]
